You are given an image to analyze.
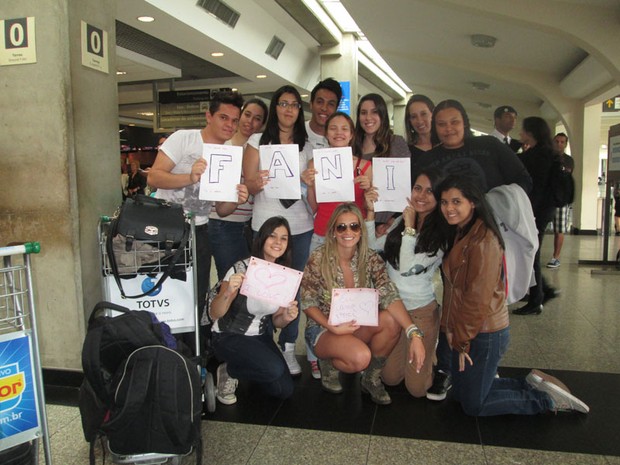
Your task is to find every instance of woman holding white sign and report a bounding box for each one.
[242,86,315,376]
[304,112,373,252]
[209,216,298,405]
[365,168,451,401]
[301,203,425,405]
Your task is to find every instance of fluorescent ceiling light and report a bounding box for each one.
[320,0,360,33]
[256,74,267,79]
[301,0,341,41]
[211,52,224,57]
[116,70,127,75]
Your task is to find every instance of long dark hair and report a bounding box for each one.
[436,175,504,251]
[383,168,446,269]
[430,99,474,146]
[404,94,435,146]
[251,216,293,267]
[353,93,393,157]
[522,116,553,150]
[260,85,307,150]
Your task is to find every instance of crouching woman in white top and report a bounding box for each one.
[209,216,298,405]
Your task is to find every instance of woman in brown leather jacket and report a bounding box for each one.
[437,175,589,416]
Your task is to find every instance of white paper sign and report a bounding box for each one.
[81,21,108,73]
[199,143,243,201]
[610,134,620,172]
[372,157,411,212]
[259,144,301,199]
[313,147,355,203]
[240,256,303,307]
[0,17,37,66]
[328,288,379,327]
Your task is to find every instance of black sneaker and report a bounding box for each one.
[426,370,452,401]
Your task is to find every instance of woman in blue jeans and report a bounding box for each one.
[437,175,589,416]
[209,216,298,405]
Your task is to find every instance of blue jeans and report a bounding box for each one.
[451,328,552,416]
[255,228,313,349]
[211,331,294,399]
[208,218,251,280]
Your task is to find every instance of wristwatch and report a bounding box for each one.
[402,226,417,237]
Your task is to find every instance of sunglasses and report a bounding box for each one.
[336,222,361,233]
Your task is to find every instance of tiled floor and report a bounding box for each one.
[37,233,620,464]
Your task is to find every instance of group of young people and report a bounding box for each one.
[147,81,589,418]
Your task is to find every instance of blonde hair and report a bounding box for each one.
[320,203,369,293]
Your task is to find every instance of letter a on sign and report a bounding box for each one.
[259,144,301,199]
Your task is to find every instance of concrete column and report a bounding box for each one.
[0,0,119,369]
[392,96,409,139]
[573,104,603,233]
[320,33,358,116]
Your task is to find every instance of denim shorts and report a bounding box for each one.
[305,325,327,352]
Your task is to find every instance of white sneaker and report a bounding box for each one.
[525,369,570,393]
[216,363,238,405]
[529,373,589,413]
[282,342,301,376]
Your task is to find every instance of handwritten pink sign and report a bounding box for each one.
[328,288,379,327]
[239,256,303,307]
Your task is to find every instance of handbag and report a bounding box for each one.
[106,195,190,298]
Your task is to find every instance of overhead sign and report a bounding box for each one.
[602,96,620,113]
[157,89,231,130]
[81,20,108,73]
[338,81,351,116]
[0,17,37,66]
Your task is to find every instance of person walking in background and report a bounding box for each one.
[437,175,589,416]
[126,160,146,197]
[513,117,559,315]
[243,85,315,376]
[491,105,522,153]
[208,98,268,280]
[547,132,575,268]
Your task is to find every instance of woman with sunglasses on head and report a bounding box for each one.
[436,175,589,416]
[210,216,297,405]
[365,168,451,400]
[209,98,268,280]
[243,86,314,376]
[301,203,425,405]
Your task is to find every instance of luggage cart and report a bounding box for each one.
[0,242,52,465]
[98,214,215,464]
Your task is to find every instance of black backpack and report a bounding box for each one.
[103,345,202,458]
[549,158,575,208]
[79,301,201,464]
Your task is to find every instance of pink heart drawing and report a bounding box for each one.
[253,266,288,289]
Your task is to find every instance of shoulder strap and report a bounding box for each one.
[107,222,190,299]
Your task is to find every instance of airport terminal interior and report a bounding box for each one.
[2,0,620,464]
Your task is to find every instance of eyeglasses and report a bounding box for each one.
[277,101,302,110]
[336,222,361,233]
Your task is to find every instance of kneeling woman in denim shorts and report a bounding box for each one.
[301,203,425,405]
